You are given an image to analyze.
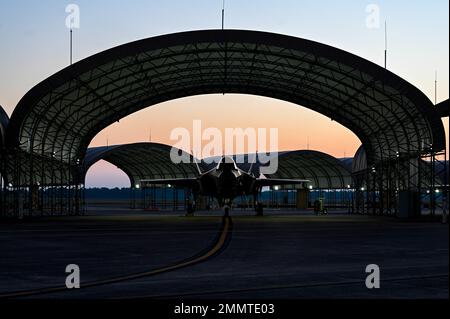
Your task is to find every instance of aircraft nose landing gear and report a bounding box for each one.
[255,201,264,217]
[222,198,232,217]
[186,200,195,217]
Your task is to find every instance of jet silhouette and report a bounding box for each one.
[141,156,309,216]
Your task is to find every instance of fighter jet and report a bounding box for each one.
[140,156,309,215]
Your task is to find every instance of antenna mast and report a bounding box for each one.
[70,28,73,65]
[222,0,225,30]
[384,21,387,69]
[435,71,438,105]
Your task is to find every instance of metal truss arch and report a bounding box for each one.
[6,30,444,169]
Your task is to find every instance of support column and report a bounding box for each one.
[196,195,208,211]
[398,158,420,219]
[296,189,308,210]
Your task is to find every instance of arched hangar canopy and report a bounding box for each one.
[0,105,9,180]
[264,150,352,189]
[84,143,202,187]
[352,145,368,173]
[435,99,449,117]
[0,104,9,148]
[7,30,445,166]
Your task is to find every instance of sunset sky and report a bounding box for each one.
[0,1,448,187]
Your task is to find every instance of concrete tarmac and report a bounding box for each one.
[0,208,448,299]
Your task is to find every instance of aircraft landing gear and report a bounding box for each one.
[186,200,195,217]
[253,192,264,217]
[223,205,230,217]
[255,201,264,217]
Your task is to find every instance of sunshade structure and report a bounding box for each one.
[84,146,351,190]
[352,145,447,215]
[352,146,368,174]
[435,99,449,118]
[83,143,203,187]
[264,151,352,190]
[0,105,7,149]
[1,29,446,217]
[83,146,353,210]
[0,105,9,184]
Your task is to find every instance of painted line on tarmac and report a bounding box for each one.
[120,273,449,299]
[0,216,232,299]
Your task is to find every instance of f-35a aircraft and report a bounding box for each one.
[140,156,309,216]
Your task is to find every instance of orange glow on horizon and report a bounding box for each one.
[89,94,363,159]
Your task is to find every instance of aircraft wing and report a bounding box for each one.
[140,178,198,189]
[255,178,309,188]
